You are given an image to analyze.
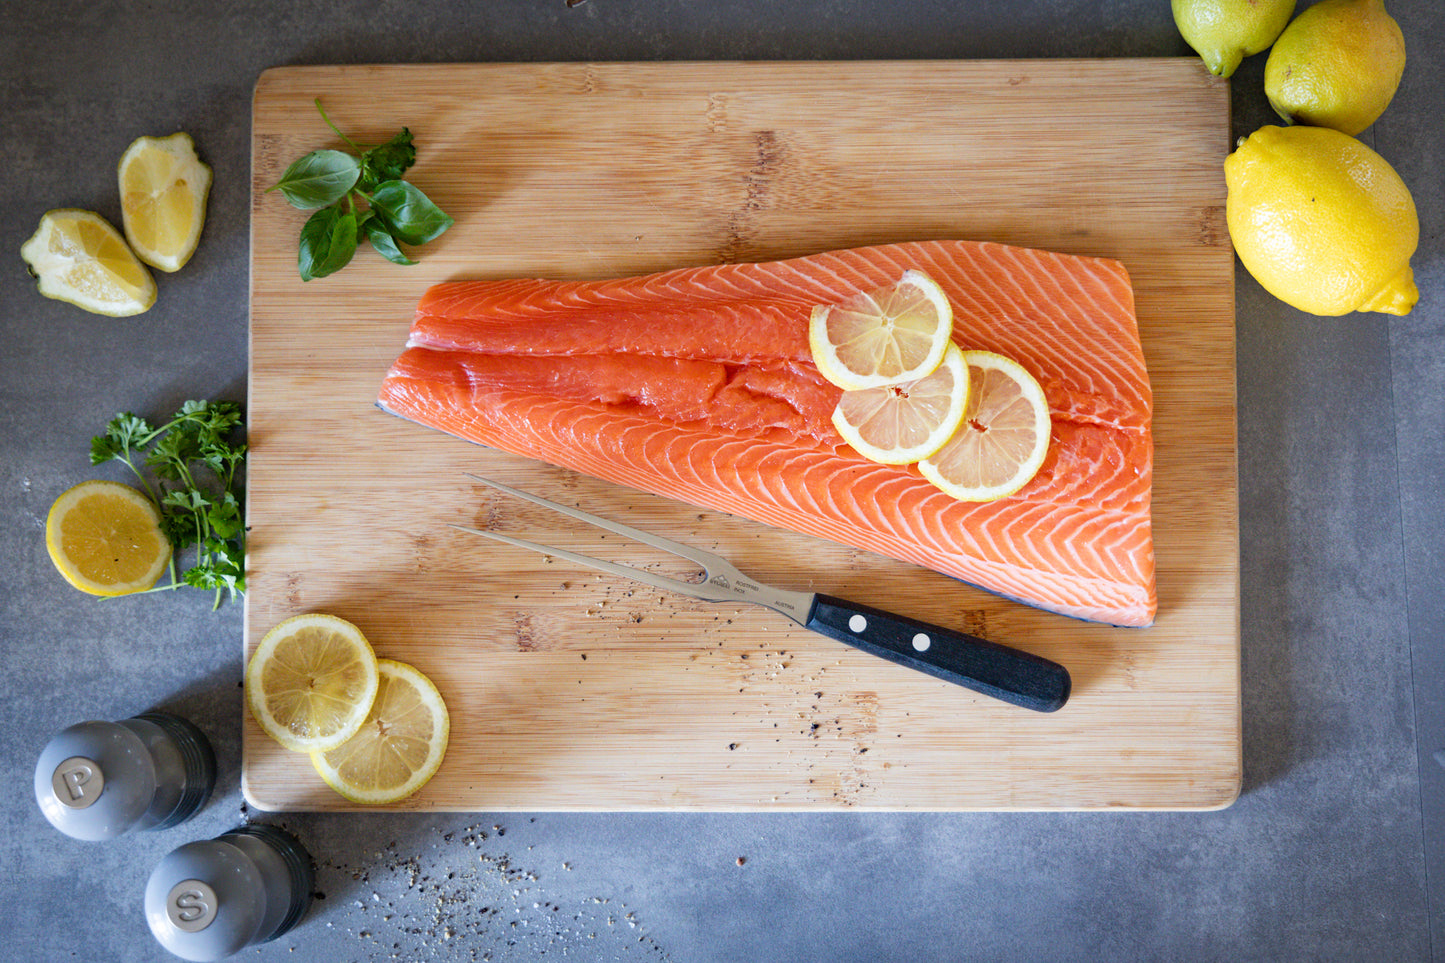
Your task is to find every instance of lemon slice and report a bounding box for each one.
[246,614,380,753]
[310,659,450,805]
[20,209,157,316]
[118,132,212,273]
[831,343,969,465]
[809,270,954,390]
[918,351,1051,502]
[45,480,171,596]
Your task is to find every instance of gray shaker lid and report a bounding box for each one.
[34,720,156,841]
[145,838,266,962]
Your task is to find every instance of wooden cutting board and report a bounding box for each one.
[245,60,1238,811]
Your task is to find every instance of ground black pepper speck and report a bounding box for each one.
[307,822,671,961]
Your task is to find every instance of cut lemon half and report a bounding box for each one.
[311,659,450,805]
[118,132,212,272]
[246,614,380,753]
[809,270,954,390]
[45,480,170,596]
[20,209,156,316]
[918,351,1051,502]
[832,343,969,465]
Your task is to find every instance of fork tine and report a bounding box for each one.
[462,472,736,574]
[447,523,722,601]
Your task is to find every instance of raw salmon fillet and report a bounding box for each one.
[378,240,1156,626]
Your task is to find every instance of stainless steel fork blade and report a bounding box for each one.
[457,474,816,622]
[453,473,1071,712]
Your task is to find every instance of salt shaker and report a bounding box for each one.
[34,711,216,841]
[144,824,315,962]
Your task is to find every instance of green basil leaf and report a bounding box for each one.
[368,180,453,245]
[363,217,417,266]
[298,207,358,281]
[358,128,415,192]
[270,150,361,210]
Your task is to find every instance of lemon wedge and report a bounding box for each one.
[831,343,969,465]
[118,132,212,272]
[809,270,954,390]
[45,480,170,596]
[246,614,380,753]
[918,351,1051,502]
[310,659,450,805]
[21,209,157,316]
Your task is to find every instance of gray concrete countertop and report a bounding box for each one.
[3,2,1441,960]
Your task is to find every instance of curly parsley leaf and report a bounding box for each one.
[358,128,416,192]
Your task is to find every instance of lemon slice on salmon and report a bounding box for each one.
[809,270,954,390]
[919,351,1051,502]
[118,132,212,272]
[21,209,157,316]
[246,614,380,753]
[45,480,171,596]
[310,659,450,805]
[831,343,969,465]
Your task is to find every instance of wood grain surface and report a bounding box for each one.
[245,60,1238,811]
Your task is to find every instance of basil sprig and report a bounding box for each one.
[268,100,452,281]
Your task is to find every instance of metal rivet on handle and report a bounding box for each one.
[912,633,931,652]
[848,614,866,632]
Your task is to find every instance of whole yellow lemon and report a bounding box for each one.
[1264,0,1406,136]
[1172,0,1296,78]
[1225,125,1418,316]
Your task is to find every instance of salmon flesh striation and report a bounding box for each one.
[377,240,1156,626]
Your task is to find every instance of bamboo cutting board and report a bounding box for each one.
[245,60,1238,811]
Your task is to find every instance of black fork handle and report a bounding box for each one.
[804,594,1071,713]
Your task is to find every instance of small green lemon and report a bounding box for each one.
[1264,0,1406,136]
[1172,0,1296,78]
[1225,125,1418,316]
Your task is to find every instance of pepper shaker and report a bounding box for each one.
[144,824,315,962]
[34,711,216,841]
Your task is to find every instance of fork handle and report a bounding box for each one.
[804,595,1071,712]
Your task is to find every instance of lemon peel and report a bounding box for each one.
[1172,0,1296,78]
[1225,125,1418,316]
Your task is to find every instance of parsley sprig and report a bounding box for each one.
[268,99,454,281]
[89,400,247,608]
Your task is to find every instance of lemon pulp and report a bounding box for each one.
[21,209,157,316]
[311,659,450,805]
[831,343,970,465]
[45,480,170,596]
[119,132,212,272]
[809,270,954,390]
[918,351,1051,502]
[246,614,381,753]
